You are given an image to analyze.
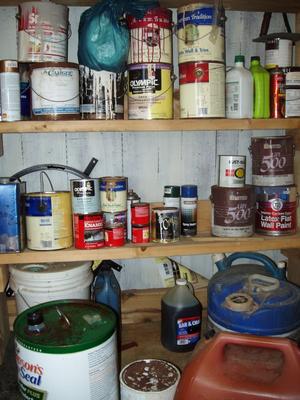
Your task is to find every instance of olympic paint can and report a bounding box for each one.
[104,224,125,247]
[151,207,180,243]
[18,1,69,63]
[0,60,21,122]
[211,185,255,237]
[179,61,225,118]
[265,38,293,70]
[250,136,295,186]
[131,202,150,225]
[177,3,225,64]
[218,155,246,188]
[127,7,173,64]
[25,191,72,250]
[128,63,173,120]
[255,185,298,236]
[30,62,80,120]
[100,176,127,213]
[132,224,150,244]
[71,178,100,215]
[285,68,300,118]
[270,67,285,119]
[73,213,104,249]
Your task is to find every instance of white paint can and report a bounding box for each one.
[0,60,21,121]
[218,155,246,187]
[265,38,293,69]
[100,176,128,213]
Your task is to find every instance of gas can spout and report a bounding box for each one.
[212,253,227,271]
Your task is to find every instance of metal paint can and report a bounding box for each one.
[104,224,125,247]
[285,68,300,118]
[177,3,225,64]
[250,136,295,186]
[104,211,127,240]
[128,63,173,120]
[73,213,104,249]
[211,185,255,237]
[19,62,31,120]
[71,178,100,215]
[270,67,285,119]
[25,191,72,250]
[100,176,127,213]
[127,7,173,64]
[179,61,225,118]
[265,38,293,70]
[218,155,246,188]
[131,202,150,225]
[151,207,179,243]
[255,185,298,236]
[0,60,21,121]
[30,62,80,120]
[132,224,150,244]
[163,185,180,209]
[181,185,198,236]
[18,1,69,62]
[79,66,124,120]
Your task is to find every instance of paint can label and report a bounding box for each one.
[151,207,179,243]
[132,225,150,244]
[100,177,127,213]
[71,179,100,215]
[285,71,300,118]
[218,155,246,187]
[181,199,197,236]
[105,225,125,247]
[73,213,104,249]
[265,38,292,69]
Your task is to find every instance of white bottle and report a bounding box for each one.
[226,55,253,119]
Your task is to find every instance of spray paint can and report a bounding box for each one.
[163,185,180,209]
[127,189,140,241]
[0,60,21,121]
[181,185,198,236]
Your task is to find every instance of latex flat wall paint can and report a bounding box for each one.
[218,155,246,188]
[18,1,69,62]
[71,178,100,215]
[14,300,119,400]
[0,60,21,121]
[25,192,72,250]
[128,63,173,120]
[73,213,104,249]
[179,62,225,118]
[151,207,179,243]
[265,38,293,69]
[100,177,127,213]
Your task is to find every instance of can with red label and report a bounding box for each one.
[132,224,150,244]
[270,67,285,119]
[73,213,104,249]
[131,203,150,225]
[105,224,125,247]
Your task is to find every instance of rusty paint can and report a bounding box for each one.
[151,207,180,243]
[131,202,150,225]
[211,185,255,237]
[73,213,104,249]
[218,155,246,188]
[250,136,295,186]
[71,178,100,215]
[0,60,21,122]
[270,67,285,119]
[104,224,125,247]
[100,176,128,213]
[132,224,150,244]
[255,185,298,236]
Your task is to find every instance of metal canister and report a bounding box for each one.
[73,213,104,249]
[71,178,100,214]
[181,185,198,236]
[132,224,150,244]
[100,176,128,213]
[0,60,21,121]
[265,38,293,70]
[131,202,150,225]
[151,207,180,243]
[104,224,125,247]
[270,67,285,119]
[163,185,180,209]
[285,68,300,118]
[127,189,140,241]
[218,155,246,188]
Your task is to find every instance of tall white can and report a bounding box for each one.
[0,60,21,121]
[218,155,246,187]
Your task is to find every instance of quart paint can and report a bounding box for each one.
[18,1,69,63]
[100,176,127,213]
[25,191,72,250]
[179,61,225,118]
[131,202,150,225]
[218,155,246,188]
[265,38,293,70]
[177,3,225,64]
[127,7,173,64]
[128,63,173,120]
[255,185,298,236]
[71,178,100,215]
[0,60,21,121]
[14,300,119,400]
[211,185,255,237]
[151,207,180,243]
[132,224,150,244]
[285,68,300,118]
[105,224,125,247]
[270,67,285,119]
[30,62,80,120]
[163,185,180,209]
[250,136,295,186]
[73,213,104,249]
[79,66,124,120]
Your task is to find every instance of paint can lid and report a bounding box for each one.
[164,185,180,198]
[181,185,198,198]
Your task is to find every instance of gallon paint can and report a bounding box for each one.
[25,191,72,250]
[71,178,100,214]
[14,300,119,400]
[177,3,225,64]
[265,38,293,70]
[250,136,295,186]
[218,155,246,188]
[73,213,105,249]
[179,61,225,118]
[0,60,21,121]
[18,1,69,63]
[100,176,128,213]
[285,68,300,118]
[9,261,93,313]
[151,207,180,243]
[127,8,173,64]
[211,185,255,237]
[255,185,298,236]
[128,63,173,120]
[30,62,80,120]
[79,65,124,120]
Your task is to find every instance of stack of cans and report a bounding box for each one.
[131,203,150,244]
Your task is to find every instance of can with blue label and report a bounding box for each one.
[100,177,128,213]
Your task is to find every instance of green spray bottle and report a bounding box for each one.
[250,56,270,119]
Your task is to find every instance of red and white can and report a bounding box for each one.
[270,67,285,119]
[73,213,104,249]
[105,224,125,247]
[131,203,150,225]
[132,225,150,244]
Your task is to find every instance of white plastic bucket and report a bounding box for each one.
[9,261,93,314]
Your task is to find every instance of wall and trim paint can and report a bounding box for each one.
[70,178,100,215]
[151,207,179,243]
[100,176,127,213]
[0,60,21,121]
[73,213,104,249]
[218,155,246,188]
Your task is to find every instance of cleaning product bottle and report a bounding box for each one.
[250,56,270,118]
[161,278,202,352]
[226,55,253,118]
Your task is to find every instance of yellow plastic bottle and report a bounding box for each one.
[250,56,270,118]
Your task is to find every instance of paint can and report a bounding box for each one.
[19,63,31,120]
[285,68,300,118]
[14,300,119,400]
[265,38,293,70]
[25,191,72,250]
[100,176,128,213]
[177,3,225,64]
[127,7,173,64]
[0,60,21,121]
[79,65,124,120]
[73,213,104,249]
[30,62,80,120]
[179,61,225,118]
[70,178,100,215]
[132,224,150,244]
[103,210,127,241]
[255,185,298,236]
[211,185,255,237]
[17,1,69,63]
[131,202,150,225]
[105,224,125,247]
[250,136,295,186]
[128,63,173,120]
[163,185,180,209]
[270,67,285,119]
[218,155,246,188]
[151,207,180,243]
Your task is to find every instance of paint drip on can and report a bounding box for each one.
[151,207,179,243]
[100,177,128,213]
[71,178,100,215]
[218,155,246,188]
[0,60,21,122]
[73,213,104,249]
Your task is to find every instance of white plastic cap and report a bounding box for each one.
[176,278,187,286]
[212,253,226,263]
[277,260,287,269]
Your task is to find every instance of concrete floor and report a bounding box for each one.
[0,335,22,400]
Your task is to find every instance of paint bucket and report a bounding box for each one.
[128,63,173,120]
[250,136,295,186]
[120,359,180,399]
[17,1,69,62]
[218,155,246,188]
[179,61,225,118]
[0,60,21,121]
[14,300,118,400]
[177,3,225,64]
[127,7,173,64]
[100,176,128,213]
[285,68,300,118]
[25,191,73,250]
[30,62,80,120]
[70,178,100,214]
[255,185,298,236]
[211,185,255,237]
[73,213,105,249]
[9,261,93,314]
[151,207,180,243]
[79,65,124,120]
[265,38,293,69]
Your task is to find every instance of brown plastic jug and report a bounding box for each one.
[174,332,300,400]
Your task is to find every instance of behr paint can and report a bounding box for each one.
[0,60,21,122]
[132,224,150,244]
[151,207,179,243]
[73,213,104,249]
[71,178,100,215]
[265,38,293,70]
[218,155,246,188]
[100,176,128,213]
